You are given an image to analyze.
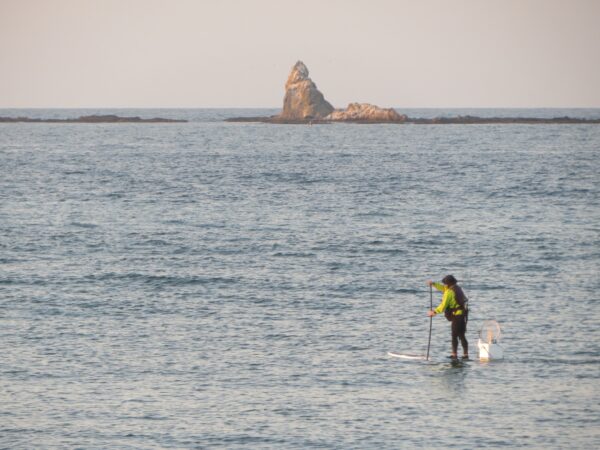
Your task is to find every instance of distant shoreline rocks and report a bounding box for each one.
[0,114,187,123]
[226,114,600,125]
[226,61,600,125]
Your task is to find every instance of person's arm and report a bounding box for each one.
[434,288,455,314]
[427,281,446,316]
[431,282,445,292]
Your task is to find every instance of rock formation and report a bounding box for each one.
[279,61,334,120]
[276,62,404,122]
[326,103,407,122]
[224,60,600,125]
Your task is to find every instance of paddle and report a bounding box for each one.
[426,284,433,360]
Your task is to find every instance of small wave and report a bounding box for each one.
[84,272,240,286]
[364,248,406,255]
[0,257,27,264]
[467,284,508,291]
[272,252,316,258]
[70,222,98,229]
[407,238,446,247]
[0,277,47,286]
[516,264,558,273]
[392,288,421,294]
[261,172,329,185]
[194,223,226,229]
[116,414,168,421]
[338,345,368,351]
[104,192,125,199]
[526,357,600,366]
[354,211,395,218]
[142,239,170,246]
[264,333,292,340]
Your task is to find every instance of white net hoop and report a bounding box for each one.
[479,320,501,344]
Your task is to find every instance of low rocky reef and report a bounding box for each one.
[226,113,600,125]
[327,102,407,122]
[0,114,187,123]
[227,61,600,125]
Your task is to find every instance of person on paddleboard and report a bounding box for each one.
[427,275,469,359]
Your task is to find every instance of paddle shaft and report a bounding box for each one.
[426,284,433,360]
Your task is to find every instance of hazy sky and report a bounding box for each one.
[1,0,599,108]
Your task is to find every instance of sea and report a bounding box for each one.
[1,108,599,449]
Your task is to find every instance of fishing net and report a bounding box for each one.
[479,320,501,344]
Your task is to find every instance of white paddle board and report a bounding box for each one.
[387,352,428,360]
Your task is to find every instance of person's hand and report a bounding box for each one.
[427,309,436,317]
[427,280,433,287]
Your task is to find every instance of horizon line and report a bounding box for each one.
[2,106,600,110]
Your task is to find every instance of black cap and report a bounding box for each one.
[442,274,457,286]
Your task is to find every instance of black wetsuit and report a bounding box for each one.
[451,285,468,356]
[452,314,468,356]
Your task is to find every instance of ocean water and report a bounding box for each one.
[1,109,599,449]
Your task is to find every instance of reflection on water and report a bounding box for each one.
[426,360,470,396]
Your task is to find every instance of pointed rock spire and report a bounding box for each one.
[280,61,334,120]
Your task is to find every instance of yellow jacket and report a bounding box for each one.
[432,282,465,316]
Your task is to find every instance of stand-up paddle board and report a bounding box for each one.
[388,352,471,366]
[387,352,427,360]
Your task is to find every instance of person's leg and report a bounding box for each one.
[456,315,468,358]
[451,319,459,358]
[460,333,469,358]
